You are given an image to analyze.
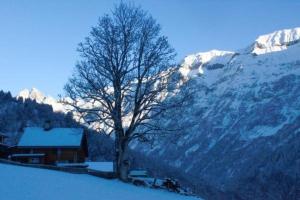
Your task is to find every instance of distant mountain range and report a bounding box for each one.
[15,27,300,199]
[17,88,66,113]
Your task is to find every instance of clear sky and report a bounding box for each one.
[0,0,299,97]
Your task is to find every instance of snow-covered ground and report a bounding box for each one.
[86,161,113,172]
[0,163,200,200]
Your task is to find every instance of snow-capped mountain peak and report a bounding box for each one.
[17,88,65,112]
[249,27,300,55]
[18,88,30,99]
[179,27,300,79]
[18,88,45,103]
[29,88,45,103]
[179,50,235,77]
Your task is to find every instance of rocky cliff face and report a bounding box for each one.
[133,27,300,199]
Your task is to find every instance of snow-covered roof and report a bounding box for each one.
[18,127,84,148]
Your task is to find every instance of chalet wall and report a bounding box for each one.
[0,158,116,179]
[0,145,8,158]
[8,130,89,165]
[12,147,87,165]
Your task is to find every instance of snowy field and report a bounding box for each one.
[86,161,113,172]
[0,163,200,200]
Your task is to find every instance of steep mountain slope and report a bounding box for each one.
[133,27,300,199]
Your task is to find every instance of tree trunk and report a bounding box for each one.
[115,135,130,181]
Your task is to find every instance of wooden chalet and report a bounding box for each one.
[0,133,9,158]
[10,127,88,165]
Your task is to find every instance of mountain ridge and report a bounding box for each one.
[18,27,300,112]
[17,88,65,113]
[131,27,300,199]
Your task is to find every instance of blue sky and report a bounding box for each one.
[0,0,299,97]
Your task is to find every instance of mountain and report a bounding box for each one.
[0,90,78,145]
[245,27,300,55]
[0,89,114,161]
[16,88,98,131]
[17,88,65,113]
[132,27,300,199]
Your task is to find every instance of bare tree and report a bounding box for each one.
[64,2,181,181]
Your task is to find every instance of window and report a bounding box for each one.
[57,149,62,157]
[30,158,40,164]
[74,152,78,162]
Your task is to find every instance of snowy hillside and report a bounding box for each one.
[0,163,199,200]
[16,89,98,129]
[133,27,300,199]
[179,50,235,77]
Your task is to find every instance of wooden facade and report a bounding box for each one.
[11,127,88,165]
[0,144,8,158]
[0,133,7,144]
[11,142,88,165]
[0,133,8,158]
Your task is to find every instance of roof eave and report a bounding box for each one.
[17,145,81,149]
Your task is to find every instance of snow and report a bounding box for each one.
[17,89,30,100]
[242,124,286,140]
[56,163,89,168]
[179,27,300,83]
[180,33,300,140]
[43,96,66,112]
[185,144,199,156]
[179,50,235,77]
[18,127,84,147]
[0,163,200,200]
[174,159,182,168]
[17,88,66,112]
[18,88,46,103]
[129,170,148,177]
[86,161,113,172]
[249,27,300,55]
